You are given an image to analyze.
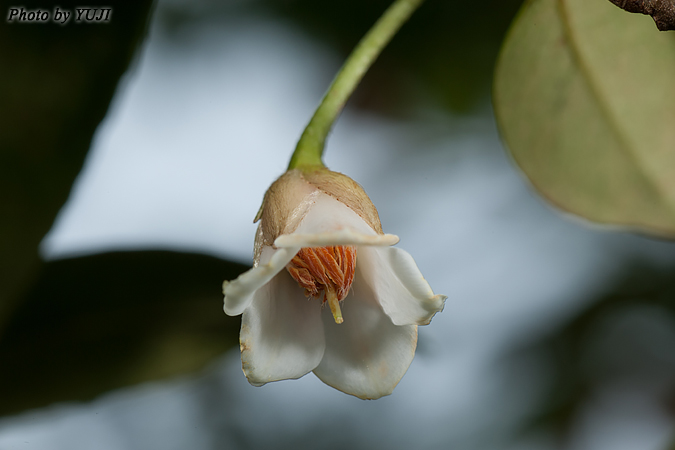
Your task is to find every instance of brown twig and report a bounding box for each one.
[608,0,675,31]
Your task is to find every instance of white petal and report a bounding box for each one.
[358,247,446,326]
[312,276,418,400]
[223,246,301,316]
[274,229,399,248]
[293,191,378,235]
[240,271,325,386]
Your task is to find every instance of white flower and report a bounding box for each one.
[223,168,446,399]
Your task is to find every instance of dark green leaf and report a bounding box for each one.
[0,0,154,331]
[0,250,246,417]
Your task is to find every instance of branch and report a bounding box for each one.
[608,0,675,31]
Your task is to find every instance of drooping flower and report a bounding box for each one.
[223,167,446,399]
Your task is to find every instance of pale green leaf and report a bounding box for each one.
[494,0,675,236]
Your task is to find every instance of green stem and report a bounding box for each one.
[288,0,425,170]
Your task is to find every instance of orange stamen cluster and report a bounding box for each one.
[286,245,357,324]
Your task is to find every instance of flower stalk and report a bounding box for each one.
[288,0,425,170]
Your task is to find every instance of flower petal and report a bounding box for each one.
[240,271,325,386]
[274,191,397,247]
[312,276,418,400]
[357,247,446,326]
[274,229,399,248]
[223,246,301,316]
[293,191,380,236]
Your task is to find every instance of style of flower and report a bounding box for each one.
[223,167,446,399]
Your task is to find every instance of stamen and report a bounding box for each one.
[286,245,357,324]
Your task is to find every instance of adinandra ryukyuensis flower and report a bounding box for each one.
[223,167,446,400]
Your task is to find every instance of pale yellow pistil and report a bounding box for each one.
[325,287,343,324]
[286,245,357,324]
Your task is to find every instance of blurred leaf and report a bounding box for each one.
[0,0,154,332]
[494,0,675,236]
[0,250,247,417]
[506,262,675,440]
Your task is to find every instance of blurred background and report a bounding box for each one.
[2,0,675,449]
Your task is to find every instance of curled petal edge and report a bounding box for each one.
[274,229,399,248]
[382,247,447,326]
[223,246,301,316]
